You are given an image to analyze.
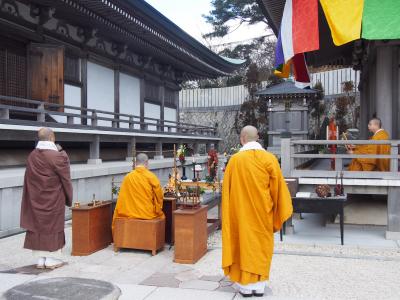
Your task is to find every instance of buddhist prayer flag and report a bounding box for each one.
[320,0,363,46]
[362,0,400,40]
[275,0,319,65]
[274,0,318,87]
[292,53,311,88]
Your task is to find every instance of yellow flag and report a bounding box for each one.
[320,0,364,46]
[274,61,291,78]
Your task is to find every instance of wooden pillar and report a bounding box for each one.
[114,68,120,128]
[376,46,393,136]
[126,137,136,162]
[360,70,369,139]
[193,142,200,156]
[154,139,164,160]
[140,78,145,130]
[160,84,165,132]
[81,56,88,125]
[88,135,102,164]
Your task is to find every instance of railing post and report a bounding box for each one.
[112,119,118,128]
[335,157,343,171]
[280,136,292,177]
[154,139,164,159]
[0,108,9,119]
[390,143,399,173]
[126,137,136,162]
[129,116,134,130]
[37,103,45,122]
[67,116,74,125]
[88,135,102,164]
[91,110,98,127]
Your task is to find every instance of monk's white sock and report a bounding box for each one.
[236,281,267,293]
[44,257,63,267]
[36,257,45,268]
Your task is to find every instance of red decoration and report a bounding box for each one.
[207,149,218,180]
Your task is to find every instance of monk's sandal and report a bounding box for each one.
[238,288,253,298]
[253,290,264,297]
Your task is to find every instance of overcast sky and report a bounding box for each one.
[145,0,272,50]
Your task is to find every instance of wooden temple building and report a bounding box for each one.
[257,0,400,239]
[0,0,243,166]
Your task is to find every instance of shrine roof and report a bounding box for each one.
[256,81,319,98]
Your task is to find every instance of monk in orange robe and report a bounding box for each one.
[222,126,293,297]
[347,118,390,171]
[112,153,164,232]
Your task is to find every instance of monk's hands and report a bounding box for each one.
[345,144,355,153]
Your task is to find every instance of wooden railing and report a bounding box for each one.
[280,138,400,179]
[0,95,217,137]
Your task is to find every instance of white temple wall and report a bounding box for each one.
[87,62,115,126]
[119,73,141,129]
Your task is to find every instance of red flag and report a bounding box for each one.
[292,53,310,88]
[292,0,319,54]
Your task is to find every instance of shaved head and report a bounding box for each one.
[136,153,149,167]
[368,118,382,134]
[240,125,259,145]
[38,127,55,142]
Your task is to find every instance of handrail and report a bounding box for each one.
[292,139,400,145]
[0,95,215,130]
[279,138,400,178]
[0,95,217,135]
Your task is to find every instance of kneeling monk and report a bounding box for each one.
[347,118,390,171]
[222,126,293,297]
[112,153,164,232]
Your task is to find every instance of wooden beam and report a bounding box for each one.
[81,55,88,125]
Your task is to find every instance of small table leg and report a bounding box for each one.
[340,208,344,245]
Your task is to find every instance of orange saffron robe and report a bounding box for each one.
[222,150,293,285]
[112,166,164,232]
[348,129,390,171]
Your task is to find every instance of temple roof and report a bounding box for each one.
[31,0,245,80]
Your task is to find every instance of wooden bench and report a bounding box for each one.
[113,217,165,255]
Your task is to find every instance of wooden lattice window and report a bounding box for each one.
[165,88,177,108]
[64,55,80,85]
[0,46,27,98]
[145,81,160,102]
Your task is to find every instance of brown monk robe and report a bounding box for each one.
[20,128,73,269]
[348,118,390,171]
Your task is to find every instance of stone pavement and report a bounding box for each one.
[0,217,400,300]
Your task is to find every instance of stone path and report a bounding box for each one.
[0,220,399,299]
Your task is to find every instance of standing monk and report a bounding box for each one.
[21,128,73,269]
[222,126,293,297]
[112,153,164,232]
[347,118,390,171]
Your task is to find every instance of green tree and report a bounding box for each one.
[203,0,276,88]
[310,82,325,139]
[203,0,268,39]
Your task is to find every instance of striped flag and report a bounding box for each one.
[275,0,319,65]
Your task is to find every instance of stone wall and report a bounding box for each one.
[180,106,240,153]
[0,158,208,238]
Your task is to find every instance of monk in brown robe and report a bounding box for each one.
[347,118,390,171]
[112,153,164,232]
[222,126,293,297]
[20,128,73,269]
